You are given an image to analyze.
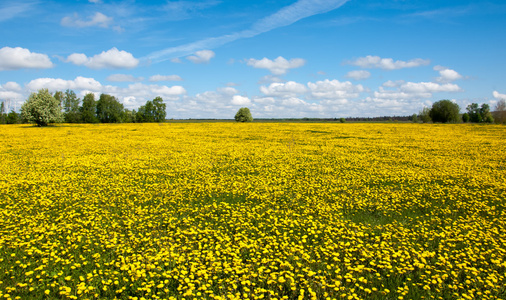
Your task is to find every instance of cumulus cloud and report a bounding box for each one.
[0,47,53,70]
[106,74,144,82]
[26,77,103,92]
[260,81,307,98]
[493,91,506,100]
[186,50,215,64]
[372,81,462,102]
[347,55,430,70]
[258,75,284,84]
[0,82,24,109]
[345,70,371,80]
[61,12,113,28]
[433,65,463,82]
[149,75,183,82]
[308,79,364,100]
[247,56,305,75]
[66,48,139,69]
[231,95,251,106]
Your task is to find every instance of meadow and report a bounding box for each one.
[0,123,505,300]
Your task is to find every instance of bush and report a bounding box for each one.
[21,89,64,126]
[235,107,253,122]
[429,100,460,123]
[340,118,346,123]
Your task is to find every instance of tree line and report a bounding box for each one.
[413,99,506,124]
[0,89,166,126]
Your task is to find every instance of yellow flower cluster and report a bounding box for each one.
[0,123,505,300]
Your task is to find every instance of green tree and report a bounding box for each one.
[63,89,81,123]
[6,110,20,124]
[0,101,6,124]
[419,107,431,123]
[81,93,98,123]
[466,103,494,123]
[234,107,253,122]
[429,100,460,123]
[21,89,64,126]
[152,97,166,122]
[96,94,124,123]
[462,113,470,123]
[411,113,418,123]
[339,118,346,123]
[480,104,494,123]
[136,97,167,123]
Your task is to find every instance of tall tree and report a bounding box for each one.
[0,101,6,124]
[81,93,98,123]
[429,100,460,123]
[96,93,124,123]
[21,89,64,126]
[234,107,253,122]
[63,89,81,123]
[152,96,166,122]
[466,103,494,123]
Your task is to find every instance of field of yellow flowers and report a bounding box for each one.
[0,122,505,300]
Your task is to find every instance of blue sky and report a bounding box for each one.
[1,0,505,119]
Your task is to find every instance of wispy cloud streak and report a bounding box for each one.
[145,0,350,63]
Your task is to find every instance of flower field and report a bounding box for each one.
[0,122,505,300]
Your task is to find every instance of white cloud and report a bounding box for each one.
[253,97,276,105]
[231,95,251,106]
[347,55,430,70]
[258,75,284,84]
[246,56,305,75]
[382,80,405,87]
[66,48,139,69]
[433,66,462,82]
[493,91,506,99]
[0,82,24,109]
[186,50,215,64]
[171,58,182,63]
[89,0,103,3]
[345,70,371,80]
[400,82,462,93]
[1,81,22,92]
[260,81,307,97]
[61,12,113,28]
[307,79,364,100]
[0,47,53,70]
[106,74,143,82]
[149,75,183,82]
[26,77,103,92]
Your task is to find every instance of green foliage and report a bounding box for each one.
[429,100,460,123]
[0,102,5,124]
[96,94,124,123]
[81,93,98,123]
[21,89,64,126]
[466,103,494,123]
[419,107,431,123]
[462,113,469,123]
[62,89,81,123]
[136,97,167,123]
[340,118,346,123]
[6,110,20,124]
[234,107,253,122]
[411,114,418,123]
